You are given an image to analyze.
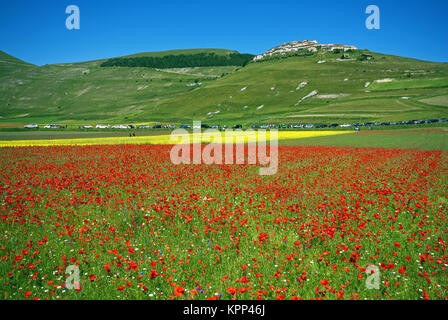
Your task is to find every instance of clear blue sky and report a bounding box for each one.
[1,0,447,65]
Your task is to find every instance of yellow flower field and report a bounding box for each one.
[0,131,349,147]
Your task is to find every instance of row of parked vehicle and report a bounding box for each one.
[256,118,447,129]
[23,124,177,129]
[24,118,448,130]
[181,124,243,129]
[91,124,241,130]
[94,124,177,129]
[23,124,67,129]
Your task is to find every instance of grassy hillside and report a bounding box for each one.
[0,49,239,123]
[1,48,447,125]
[148,50,448,125]
[283,127,448,150]
[0,50,34,78]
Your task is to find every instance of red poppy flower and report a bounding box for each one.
[174,286,185,297]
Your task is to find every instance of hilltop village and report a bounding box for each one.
[253,40,357,61]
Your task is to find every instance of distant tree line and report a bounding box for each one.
[100,53,255,68]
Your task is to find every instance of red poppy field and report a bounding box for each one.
[0,144,447,300]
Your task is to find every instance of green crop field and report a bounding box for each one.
[283,128,448,150]
[369,78,448,91]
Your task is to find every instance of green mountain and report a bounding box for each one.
[0,49,242,123]
[1,45,447,125]
[0,51,34,78]
[0,50,33,66]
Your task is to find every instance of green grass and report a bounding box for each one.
[282,128,448,150]
[419,94,448,107]
[369,78,448,91]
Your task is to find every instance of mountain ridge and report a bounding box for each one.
[0,50,34,66]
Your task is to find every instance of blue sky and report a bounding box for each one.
[1,0,447,65]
